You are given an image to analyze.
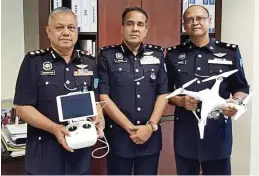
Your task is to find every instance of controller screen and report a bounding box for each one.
[60,93,94,120]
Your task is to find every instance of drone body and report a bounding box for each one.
[166,69,252,139]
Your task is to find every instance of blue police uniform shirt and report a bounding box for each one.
[13,48,98,174]
[165,39,249,161]
[98,43,168,157]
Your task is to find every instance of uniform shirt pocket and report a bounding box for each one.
[209,64,231,76]
[38,78,59,102]
[75,76,92,91]
[110,64,131,85]
[143,65,160,85]
[174,64,190,85]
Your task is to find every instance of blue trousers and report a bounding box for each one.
[175,153,231,175]
[107,153,160,175]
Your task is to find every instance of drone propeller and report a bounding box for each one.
[183,78,198,88]
[166,78,198,99]
[202,69,238,83]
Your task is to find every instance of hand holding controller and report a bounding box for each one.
[65,120,98,149]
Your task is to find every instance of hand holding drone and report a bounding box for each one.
[166,69,252,139]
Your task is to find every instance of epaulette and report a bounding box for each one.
[99,45,119,52]
[215,41,238,50]
[166,43,183,51]
[145,44,165,52]
[76,50,95,60]
[28,48,49,58]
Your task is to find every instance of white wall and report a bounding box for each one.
[1,0,25,99]
[250,0,259,174]
[222,0,259,174]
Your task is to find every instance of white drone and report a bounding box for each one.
[166,69,252,139]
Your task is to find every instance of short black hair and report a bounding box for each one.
[122,7,148,25]
[183,5,210,19]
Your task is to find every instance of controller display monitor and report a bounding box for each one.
[56,91,97,122]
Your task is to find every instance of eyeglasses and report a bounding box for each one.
[184,16,209,24]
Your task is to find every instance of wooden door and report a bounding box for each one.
[142,0,181,47]
[98,0,141,47]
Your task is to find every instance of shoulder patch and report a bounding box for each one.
[145,44,165,52]
[215,41,238,50]
[99,45,119,52]
[28,48,49,58]
[77,50,95,60]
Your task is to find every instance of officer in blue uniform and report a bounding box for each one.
[98,7,168,175]
[13,7,103,175]
[165,5,249,175]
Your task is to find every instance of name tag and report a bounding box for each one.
[140,56,160,65]
[74,69,93,76]
[41,70,55,76]
[208,58,233,65]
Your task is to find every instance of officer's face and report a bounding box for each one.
[121,11,148,46]
[46,12,78,50]
[183,6,211,37]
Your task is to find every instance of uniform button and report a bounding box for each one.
[110,125,113,128]
[119,68,122,71]
[196,108,200,112]
[219,69,223,73]
[135,69,139,72]
[197,67,201,70]
[45,81,49,85]
[137,94,141,98]
[178,69,181,72]
[84,82,87,85]
[137,121,140,124]
[66,68,69,71]
[66,80,70,84]
[225,120,228,123]
[151,68,154,72]
[136,81,140,85]
[197,80,201,84]
[135,58,137,61]
[38,137,41,140]
[137,107,141,111]
[198,54,202,58]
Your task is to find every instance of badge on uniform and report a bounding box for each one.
[212,52,227,58]
[43,61,52,70]
[150,71,156,80]
[74,69,93,76]
[41,61,55,76]
[93,78,99,89]
[76,64,88,69]
[208,58,233,65]
[114,53,127,63]
[140,56,160,65]
[178,53,186,60]
[143,51,154,56]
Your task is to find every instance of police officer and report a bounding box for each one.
[165,5,249,175]
[13,7,104,175]
[98,7,168,175]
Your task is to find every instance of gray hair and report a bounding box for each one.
[48,7,76,25]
